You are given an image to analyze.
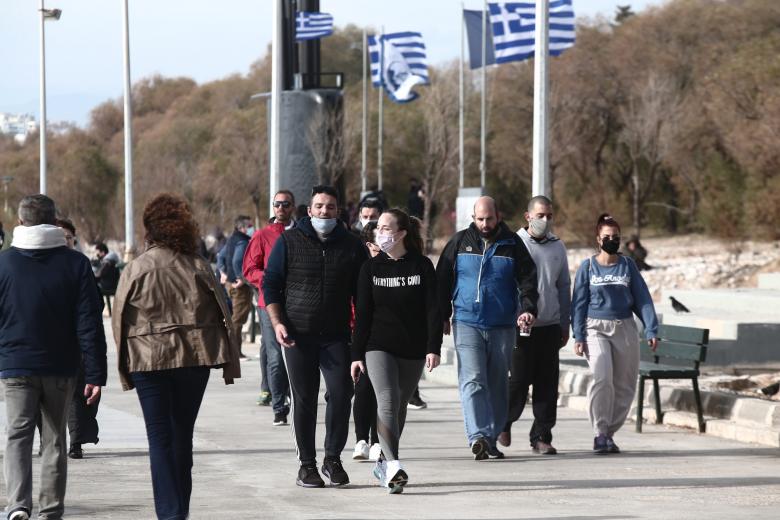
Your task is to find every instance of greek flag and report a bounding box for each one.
[488,1,575,64]
[295,11,334,41]
[368,32,429,103]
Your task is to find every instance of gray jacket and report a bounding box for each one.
[517,228,571,331]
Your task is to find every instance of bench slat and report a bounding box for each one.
[639,361,699,378]
[642,340,707,362]
[658,324,709,345]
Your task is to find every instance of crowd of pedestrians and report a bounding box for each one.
[0,186,659,518]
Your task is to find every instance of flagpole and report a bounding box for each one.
[377,26,384,192]
[480,0,487,188]
[270,0,282,216]
[459,2,465,189]
[361,28,368,194]
[532,0,550,196]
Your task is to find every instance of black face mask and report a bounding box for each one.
[601,239,620,255]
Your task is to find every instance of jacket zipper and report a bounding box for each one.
[320,247,326,332]
[475,242,490,303]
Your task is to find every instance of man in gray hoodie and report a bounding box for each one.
[497,196,571,455]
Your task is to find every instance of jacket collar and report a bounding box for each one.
[11,224,67,250]
[518,227,559,244]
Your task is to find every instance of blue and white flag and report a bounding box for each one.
[295,11,334,41]
[368,32,429,103]
[488,1,575,64]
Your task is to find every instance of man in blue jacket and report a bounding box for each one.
[218,215,253,359]
[0,195,107,520]
[437,196,538,460]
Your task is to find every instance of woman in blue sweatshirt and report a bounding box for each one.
[571,214,658,454]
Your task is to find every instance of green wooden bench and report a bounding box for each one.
[636,324,709,433]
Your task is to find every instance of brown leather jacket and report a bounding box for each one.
[112,245,241,391]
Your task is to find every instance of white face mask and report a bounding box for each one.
[311,217,338,235]
[360,218,377,228]
[528,217,551,238]
[375,233,396,253]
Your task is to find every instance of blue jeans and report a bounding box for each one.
[131,367,210,520]
[259,307,290,415]
[454,322,515,447]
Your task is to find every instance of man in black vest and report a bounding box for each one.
[263,185,367,488]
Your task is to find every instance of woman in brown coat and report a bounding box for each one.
[112,194,240,520]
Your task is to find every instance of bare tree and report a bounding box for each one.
[618,73,681,237]
[420,71,459,252]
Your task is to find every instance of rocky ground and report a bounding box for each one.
[568,235,780,299]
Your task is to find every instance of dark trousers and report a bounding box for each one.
[353,371,378,445]
[131,367,210,520]
[68,366,100,445]
[504,324,561,445]
[281,336,353,465]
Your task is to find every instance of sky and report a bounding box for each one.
[0,0,660,126]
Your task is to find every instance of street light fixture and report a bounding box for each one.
[39,1,62,195]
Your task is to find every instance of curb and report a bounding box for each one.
[422,358,780,448]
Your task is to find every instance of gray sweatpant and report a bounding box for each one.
[365,351,425,461]
[3,376,76,520]
[584,318,640,437]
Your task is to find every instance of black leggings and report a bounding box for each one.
[353,372,379,445]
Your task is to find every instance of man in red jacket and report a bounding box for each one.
[243,190,295,425]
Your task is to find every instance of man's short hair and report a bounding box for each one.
[527,195,553,213]
[359,199,383,213]
[18,194,56,226]
[234,215,252,229]
[274,190,295,204]
[95,242,109,255]
[310,185,339,204]
[56,218,76,235]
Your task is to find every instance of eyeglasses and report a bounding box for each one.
[601,235,621,241]
[273,201,292,208]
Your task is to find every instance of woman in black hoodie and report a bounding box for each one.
[351,208,442,494]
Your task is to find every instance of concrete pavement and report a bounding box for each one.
[2,319,780,519]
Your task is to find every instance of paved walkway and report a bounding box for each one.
[2,319,780,519]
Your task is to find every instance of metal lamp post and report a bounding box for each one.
[39,2,61,195]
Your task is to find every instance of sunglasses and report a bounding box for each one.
[601,235,621,241]
[273,201,292,208]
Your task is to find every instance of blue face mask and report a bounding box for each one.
[311,217,338,235]
[246,226,255,237]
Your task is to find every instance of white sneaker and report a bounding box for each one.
[9,510,30,520]
[352,439,370,460]
[369,443,382,461]
[372,459,387,486]
[385,459,409,494]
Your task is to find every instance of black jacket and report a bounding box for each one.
[0,247,108,385]
[352,251,442,362]
[263,218,367,340]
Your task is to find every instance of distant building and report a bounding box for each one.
[0,113,38,144]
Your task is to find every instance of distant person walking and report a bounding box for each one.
[113,194,241,520]
[352,209,442,493]
[218,215,254,359]
[243,190,295,423]
[571,214,659,454]
[499,196,571,455]
[57,218,103,460]
[0,195,107,520]
[93,242,120,295]
[263,185,367,488]
[437,196,538,460]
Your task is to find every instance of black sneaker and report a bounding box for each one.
[487,446,505,459]
[593,434,609,455]
[296,463,325,488]
[68,444,83,459]
[321,457,350,486]
[471,437,489,461]
[606,437,620,454]
[273,413,287,426]
[408,394,427,410]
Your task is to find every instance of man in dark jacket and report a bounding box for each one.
[218,215,254,358]
[436,196,538,461]
[263,185,367,489]
[0,195,107,520]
